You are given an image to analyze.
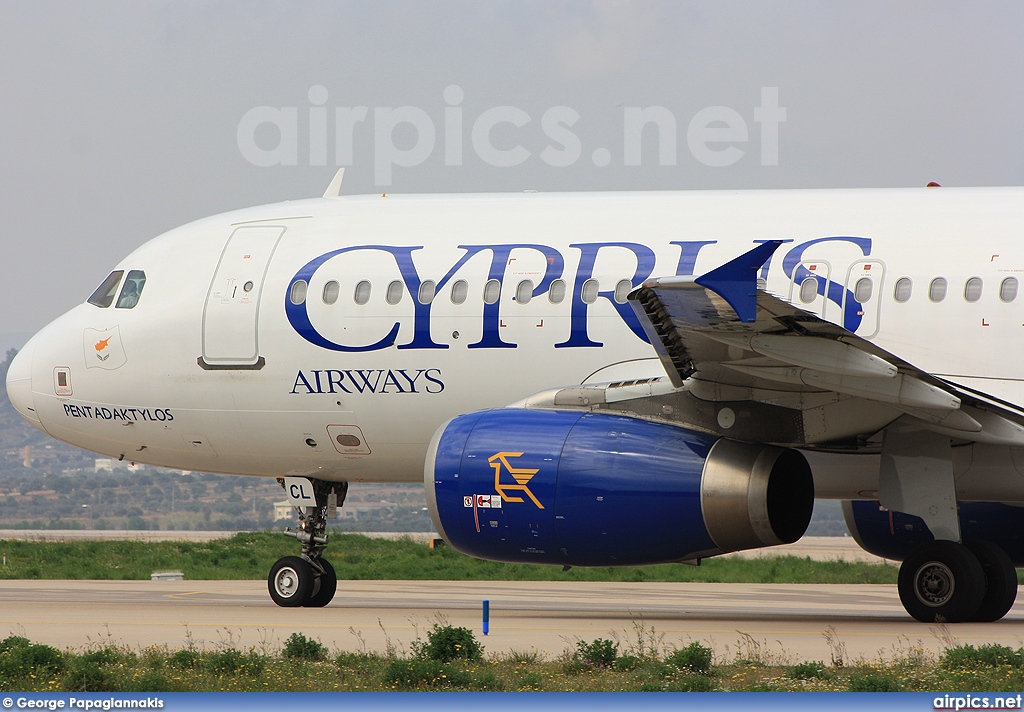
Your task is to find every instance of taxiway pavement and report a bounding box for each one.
[1,579,1021,662]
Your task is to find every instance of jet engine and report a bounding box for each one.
[843,499,1024,565]
[425,409,814,567]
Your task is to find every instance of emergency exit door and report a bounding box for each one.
[201,225,285,368]
[843,260,885,339]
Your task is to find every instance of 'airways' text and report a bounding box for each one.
[290,368,444,395]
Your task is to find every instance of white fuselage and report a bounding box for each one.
[8,187,1024,494]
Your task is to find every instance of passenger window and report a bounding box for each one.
[614,279,632,304]
[929,277,947,303]
[289,280,308,305]
[1000,277,1018,303]
[799,276,818,303]
[450,280,468,305]
[354,280,371,305]
[893,277,912,303]
[322,281,340,305]
[854,277,873,303]
[516,280,533,304]
[548,279,566,304]
[483,279,500,305]
[964,277,983,303]
[581,279,599,304]
[418,280,436,305]
[386,280,404,305]
[87,271,124,308]
[115,270,147,309]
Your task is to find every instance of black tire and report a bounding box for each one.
[305,558,337,608]
[898,540,985,623]
[965,540,1018,622]
[268,556,314,607]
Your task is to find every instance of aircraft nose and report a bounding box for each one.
[5,339,42,429]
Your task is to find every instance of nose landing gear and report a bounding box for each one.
[268,478,346,607]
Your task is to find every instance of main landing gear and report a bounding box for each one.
[898,539,1018,623]
[268,478,348,608]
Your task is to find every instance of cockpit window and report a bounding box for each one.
[87,271,124,308]
[115,270,147,309]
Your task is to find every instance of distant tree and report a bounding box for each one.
[1,348,17,408]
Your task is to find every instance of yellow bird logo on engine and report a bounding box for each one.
[489,452,544,509]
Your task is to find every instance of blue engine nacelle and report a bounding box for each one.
[843,500,1024,565]
[425,409,814,567]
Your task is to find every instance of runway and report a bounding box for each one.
[2,579,1023,662]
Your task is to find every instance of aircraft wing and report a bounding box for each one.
[614,241,1024,449]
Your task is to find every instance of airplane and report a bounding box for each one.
[6,171,1024,622]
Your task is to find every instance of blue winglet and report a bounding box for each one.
[693,241,782,323]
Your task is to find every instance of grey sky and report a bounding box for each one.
[1,1,1021,346]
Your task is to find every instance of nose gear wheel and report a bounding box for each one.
[268,479,347,607]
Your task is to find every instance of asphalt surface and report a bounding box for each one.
[2,578,1022,662]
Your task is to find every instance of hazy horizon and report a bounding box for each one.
[2,1,1021,337]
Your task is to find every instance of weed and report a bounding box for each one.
[666,641,713,674]
[62,658,115,692]
[505,649,543,665]
[168,649,200,669]
[420,624,482,663]
[0,636,64,679]
[618,615,664,660]
[847,671,901,691]
[382,658,445,688]
[381,658,476,688]
[942,644,1024,669]
[665,674,717,691]
[205,649,264,676]
[576,638,618,668]
[519,671,543,690]
[378,618,398,658]
[788,660,829,680]
[282,632,327,662]
[932,622,959,651]
[823,626,847,668]
[615,654,641,671]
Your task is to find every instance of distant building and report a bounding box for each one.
[273,500,392,521]
[94,458,142,472]
[274,501,292,521]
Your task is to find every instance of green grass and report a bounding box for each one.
[5,630,1024,692]
[0,531,898,583]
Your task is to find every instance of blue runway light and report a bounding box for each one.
[483,599,489,635]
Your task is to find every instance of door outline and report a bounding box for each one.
[199,225,286,369]
[787,259,833,320]
[842,260,886,339]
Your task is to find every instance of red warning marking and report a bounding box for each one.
[992,255,1000,262]
[982,318,990,327]
[500,320,507,328]
[536,319,544,327]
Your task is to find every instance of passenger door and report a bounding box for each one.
[201,225,285,368]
